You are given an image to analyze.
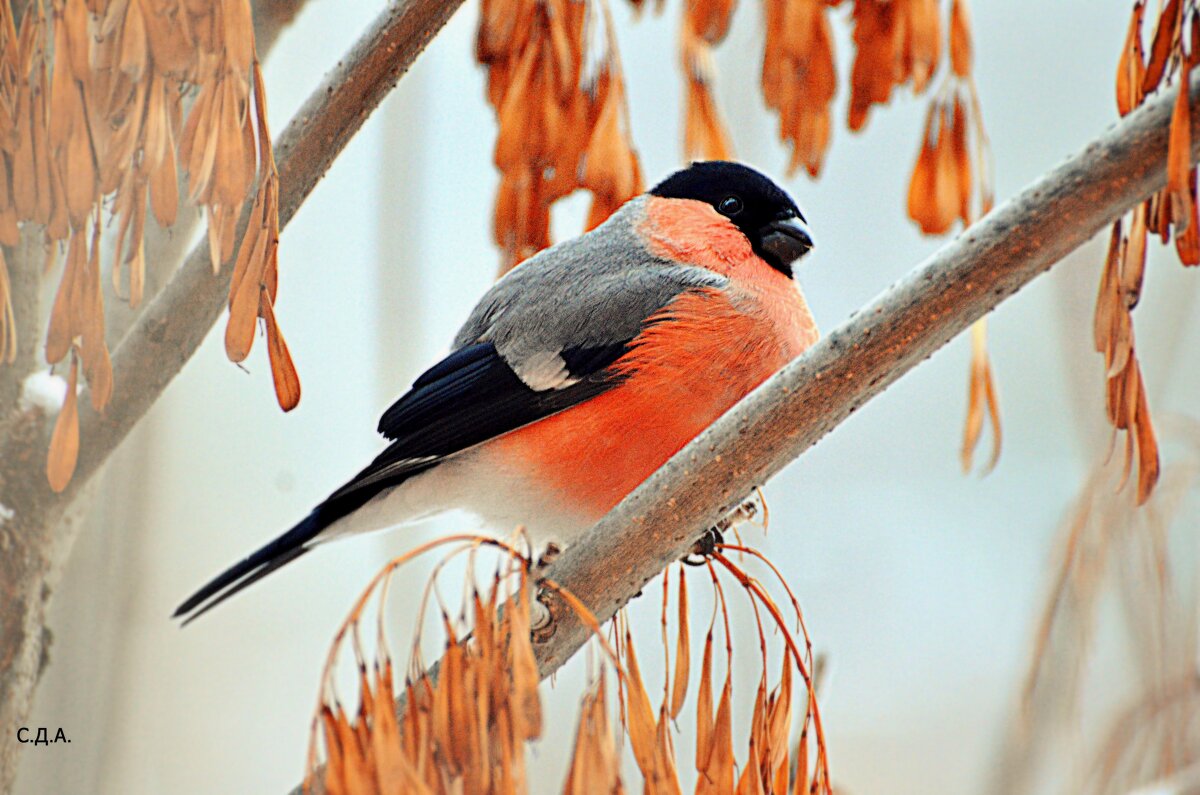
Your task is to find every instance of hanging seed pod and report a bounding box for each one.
[1143,0,1179,94]
[949,0,973,77]
[669,569,690,721]
[762,0,837,177]
[46,351,80,493]
[480,0,640,273]
[680,25,734,160]
[17,0,291,490]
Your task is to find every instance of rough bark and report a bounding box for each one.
[0,1,465,791]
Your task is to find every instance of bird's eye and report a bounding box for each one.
[718,195,743,216]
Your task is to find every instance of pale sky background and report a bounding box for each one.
[15,2,1200,794]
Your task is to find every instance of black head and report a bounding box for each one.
[649,161,813,277]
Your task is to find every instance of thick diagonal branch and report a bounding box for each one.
[0,1,465,791]
[526,78,1200,679]
[289,73,1200,795]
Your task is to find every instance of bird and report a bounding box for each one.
[174,160,818,623]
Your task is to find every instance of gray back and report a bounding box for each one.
[453,198,728,367]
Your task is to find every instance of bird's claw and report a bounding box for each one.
[533,542,562,574]
[683,525,725,565]
[680,492,762,565]
[531,591,553,634]
[528,543,562,638]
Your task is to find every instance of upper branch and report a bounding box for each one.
[527,74,1200,678]
[0,0,467,523]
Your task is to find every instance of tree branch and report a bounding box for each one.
[525,75,1200,680]
[291,72,1200,795]
[525,76,1200,678]
[0,1,465,791]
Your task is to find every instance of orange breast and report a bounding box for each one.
[492,286,817,521]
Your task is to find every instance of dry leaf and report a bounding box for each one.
[1133,369,1160,504]
[697,677,735,794]
[670,569,690,720]
[581,71,641,215]
[622,620,661,781]
[848,0,899,131]
[1143,0,1179,95]
[1176,168,1200,264]
[654,706,684,795]
[1117,1,1147,116]
[961,319,1001,474]
[695,628,715,775]
[681,34,734,161]
[902,0,941,93]
[763,0,837,177]
[1166,55,1193,233]
[951,95,972,224]
[791,729,809,795]
[907,101,957,234]
[263,292,301,412]
[564,677,622,795]
[46,353,80,492]
[949,0,973,77]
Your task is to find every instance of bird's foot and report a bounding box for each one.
[531,592,553,634]
[534,541,562,573]
[683,525,725,565]
[529,543,561,636]
[681,492,763,565]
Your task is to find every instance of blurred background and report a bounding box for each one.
[14,1,1200,793]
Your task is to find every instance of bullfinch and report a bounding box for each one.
[175,160,818,623]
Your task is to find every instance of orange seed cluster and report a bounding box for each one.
[680,0,735,161]
[905,0,990,236]
[478,0,642,274]
[0,1,291,491]
[1096,0,1200,505]
[762,0,837,177]
[847,0,941,132]
[307,538,834,794]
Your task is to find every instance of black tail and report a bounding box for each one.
[173,512,324,625]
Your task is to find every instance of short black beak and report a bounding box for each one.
[758,216,814,271]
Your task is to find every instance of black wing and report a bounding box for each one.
[174,340,628,623]
[342,340,629,501]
